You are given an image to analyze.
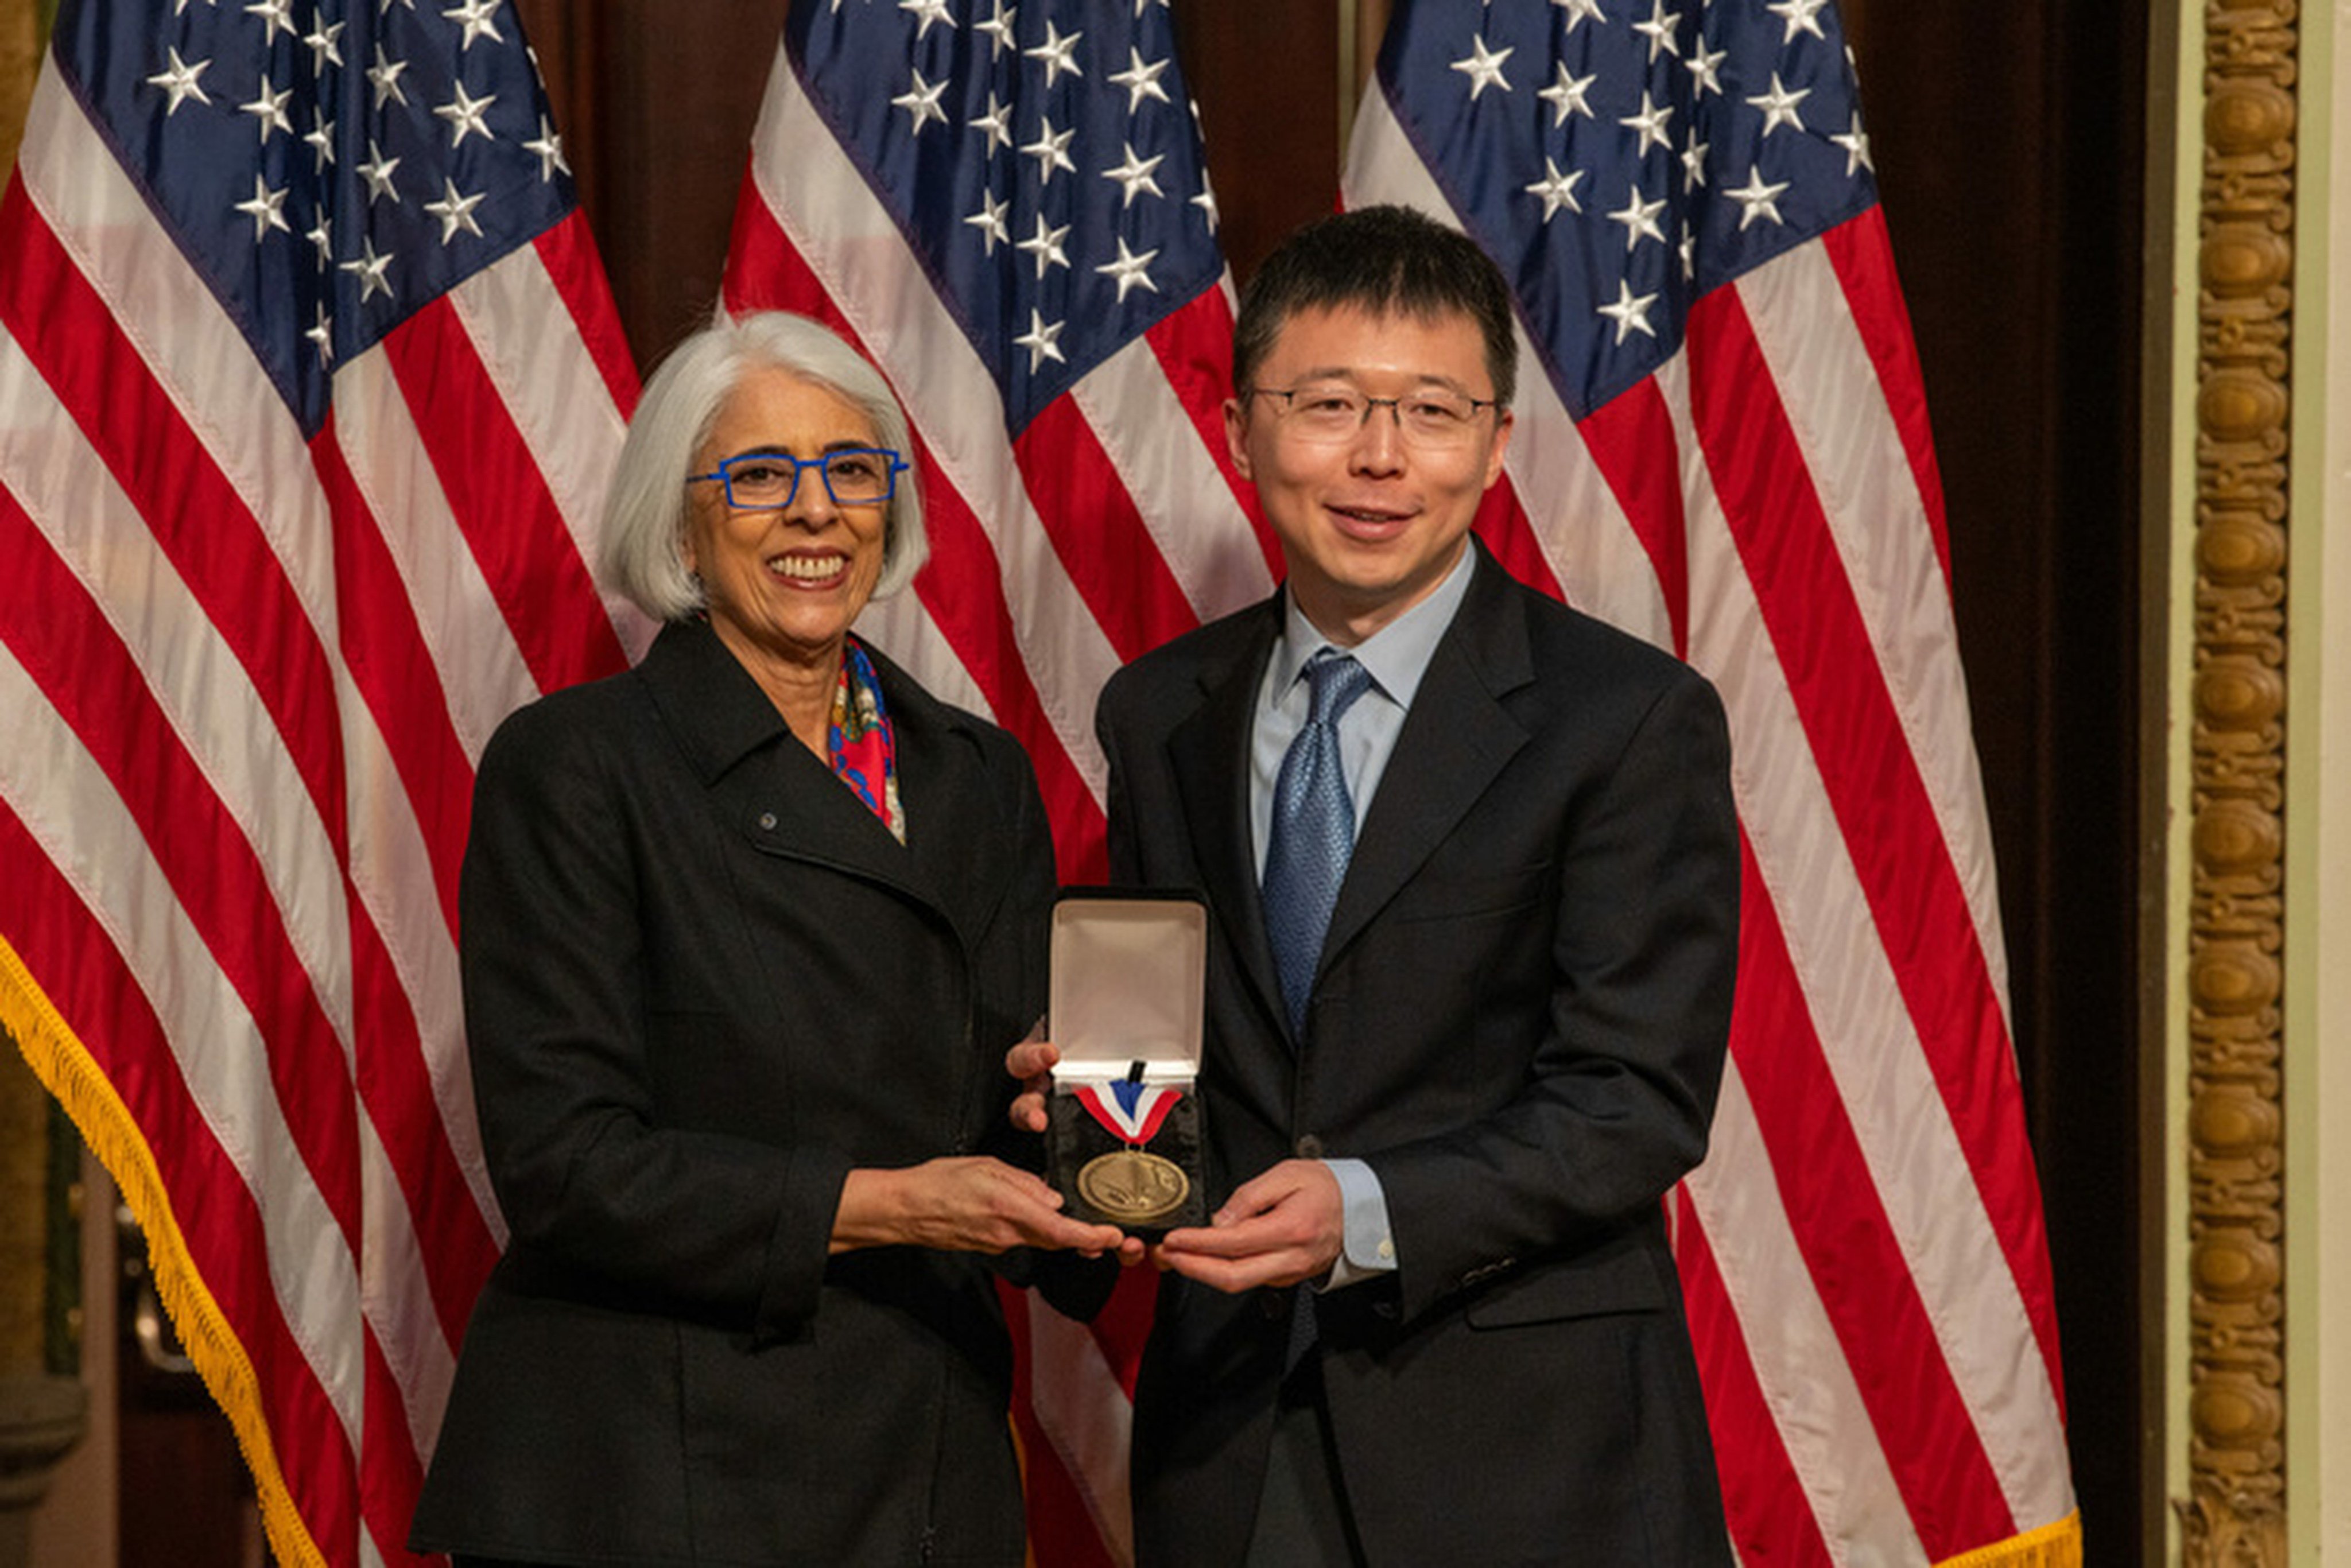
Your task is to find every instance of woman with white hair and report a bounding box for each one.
[410,311,1125,1566]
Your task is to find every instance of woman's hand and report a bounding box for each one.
[832,1158,1143,1262]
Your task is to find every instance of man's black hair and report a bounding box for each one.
[1232,204,1517,407]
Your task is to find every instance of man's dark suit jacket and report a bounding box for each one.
[410,620,1054,1567]
[1095,543,1740,1567]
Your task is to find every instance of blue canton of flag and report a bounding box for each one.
[1382,0,1876,417]
[59,0,580,434]
[789,0,1226,434]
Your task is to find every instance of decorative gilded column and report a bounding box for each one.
[0,0,34,176]
[2180,2,2296,1562]
[0,1046,84,1568]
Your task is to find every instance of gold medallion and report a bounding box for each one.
[1075,1148,1191,1225]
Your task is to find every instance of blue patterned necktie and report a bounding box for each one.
[1263,649,1374,1037]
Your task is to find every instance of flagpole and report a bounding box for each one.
[1337,1,1392,161]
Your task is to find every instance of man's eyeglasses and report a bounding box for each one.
[688,449,906,511]
[1242,384,1500,449]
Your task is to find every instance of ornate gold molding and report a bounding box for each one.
[2181,3,2296,1562]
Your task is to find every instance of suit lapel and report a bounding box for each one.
[1321,552,1535,971]
[1167,607,1289,1038]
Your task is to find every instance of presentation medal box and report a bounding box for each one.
[1046,890,1208,1237]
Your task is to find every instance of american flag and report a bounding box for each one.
[1348,0,2078,1562]
[719,1,1268,1559]
[0,0,645,1563]
[726,0,2080,1562]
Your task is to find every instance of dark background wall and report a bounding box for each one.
[515,2,2160,1558]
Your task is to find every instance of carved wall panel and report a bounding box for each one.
[2181,2,2296,1561]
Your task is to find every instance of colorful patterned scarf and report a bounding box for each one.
[828,636,904,843]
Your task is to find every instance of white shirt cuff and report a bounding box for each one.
[1319,1157,1397,1290]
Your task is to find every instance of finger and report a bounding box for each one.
[1155,1218,1281,1260]
[1008,1090,1050,1134]
[1039,1216,1128,1254]
[1159,1248,1298,1294]
[1212,1163,1316,1225]
[1004,1039,1061,1080]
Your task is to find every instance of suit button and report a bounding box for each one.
[1294,1134,1325,1159]
[1260,1292,1287,1321]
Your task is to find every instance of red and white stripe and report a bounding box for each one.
[0,55,646,1568]
[1348,82,2074,1568]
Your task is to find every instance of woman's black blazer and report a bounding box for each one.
[410,619,1056,1567]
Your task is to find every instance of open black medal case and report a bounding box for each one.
[1045,889,1208,1237]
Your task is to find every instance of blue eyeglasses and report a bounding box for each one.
[687,449,906,510]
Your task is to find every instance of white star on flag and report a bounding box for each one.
[1450,33,1514,99]
[1620,90,1675,156]
[1609,184,1669,250]
[1108,46,1170,111]
[1103,141,1166,207]
[1633,0,1683,61]
[1768,0,1832,42]
[1539,61,1596,125]
[1026,19,1084,86]
[1014,307,1066,370]
[1096,236,1159,301]
[1018,212,1071,278]
[1747,72,1811,135]
[1832,114,1874,174]
[1727,165,1793,228]
[434,80,498,145]
[1596,276,1659,341]
[1525,157,1586,220]
[893,68,949,134]
[969,91,1015,152]
[1023,114,1076,181]
[232,172,289,239]
[145,46,212,113]
[424,177,486,240]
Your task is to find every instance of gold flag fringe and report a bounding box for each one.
[1934,1512,2084,1567]
[1,935,327,1568]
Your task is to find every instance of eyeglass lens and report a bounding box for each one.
[1259,386,1488,447]
[717,451,898,509]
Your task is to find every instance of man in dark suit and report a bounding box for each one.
[1081,205,1740,1565]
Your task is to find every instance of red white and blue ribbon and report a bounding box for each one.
[1073,1079,1182,1147]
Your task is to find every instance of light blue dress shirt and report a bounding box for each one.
[1250,544,1479,1288]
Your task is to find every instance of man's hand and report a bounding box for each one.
[1151,1159,1345,1292]
[832,1157,1143,1260]
[1006,1038,1058,1134]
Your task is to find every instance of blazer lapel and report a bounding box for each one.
[891,674,1016,946]
[1321,550,1535,971]
[1167,607,1289,1039]
[635,622,973,933]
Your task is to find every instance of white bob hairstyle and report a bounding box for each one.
[598,309,930,622]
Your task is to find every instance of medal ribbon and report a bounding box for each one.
[1073,1079,1182,1146]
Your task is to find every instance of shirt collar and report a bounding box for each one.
[1273,541,1478,710]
